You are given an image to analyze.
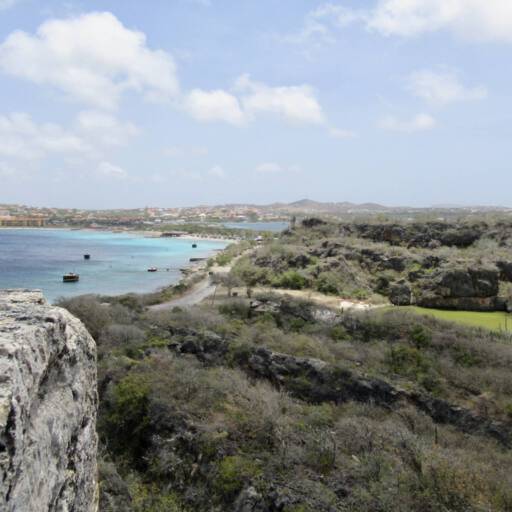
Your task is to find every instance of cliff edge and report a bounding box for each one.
[0,290,98,512]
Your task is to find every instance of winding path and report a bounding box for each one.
[148,277,217,310]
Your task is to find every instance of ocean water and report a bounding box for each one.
[222,221,289,232]
[0,229,227,303]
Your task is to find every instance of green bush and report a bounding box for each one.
[215,253,232,266]
[105,373,151,460]
[330,325,348,342]
[128,479,188,512]
[410,325,432,349]
[214,455,261,499]
[452,347,481,367]
[385,346,431,378]
[272,270,308,290]
[315,272,340,295]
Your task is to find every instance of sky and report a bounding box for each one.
[0,0,511,209]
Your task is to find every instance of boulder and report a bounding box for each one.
[301,218,326,228]
[0,290,98,512]
[497,261,512,282]
[415,268,501,310]
[389,280,412,306]
[439,228,481,247]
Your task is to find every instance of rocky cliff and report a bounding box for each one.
[0,290,98,512]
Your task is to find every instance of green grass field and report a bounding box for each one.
[401,306,512,333]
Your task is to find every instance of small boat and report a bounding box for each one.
[192,243,197,248]
[83,254,91,260]
[147,267,158,272]
[63,273,79,283]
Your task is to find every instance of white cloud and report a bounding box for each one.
[255,162,282,174]
[367,0,512,42]
[407,70,487,105]
[236,74,325,124]
[164,145,208,157]
[207,164,226,178]
[0,12,180,110]
[76,110,139,146]
[0,12,328,130]
[170,168,203,181]
[283,20,333,47]
[255,162,301,174]
[295,1,512,45]
[0,111,139,166]
[0,0,19,10]
[329,127,356,139]
[0,161,16,177]
[184,0,211,5]
[184,76,325,126]
[379,113,436,132]
[149,173,167,184]
[281,3,362,49]
[185,89,245,125]
[0,112,92,160]
[312,3,364,28]
[97,161,127,179]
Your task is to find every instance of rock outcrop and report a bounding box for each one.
[339,222,485,248]
[160,324,511,447]
[415,268,502,310]
[389,280,412,306]
[0,290,98,512]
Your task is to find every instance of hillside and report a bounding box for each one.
[54,218,512,511]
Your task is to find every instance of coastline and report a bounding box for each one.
[0,227,232,302]
[0,226,236,244]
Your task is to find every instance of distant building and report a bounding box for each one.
[0,215,47,227]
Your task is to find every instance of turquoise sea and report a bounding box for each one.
[222,221,289,232]
[0,229,227,303]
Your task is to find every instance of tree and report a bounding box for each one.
[232,260,267,298]
[211,272,242,297]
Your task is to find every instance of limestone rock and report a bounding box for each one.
[415,268,501,310]
[0,290,98,512]
[497,261,512,282]
[389,280,412,306]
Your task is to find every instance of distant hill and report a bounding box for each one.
[268,199,393,214]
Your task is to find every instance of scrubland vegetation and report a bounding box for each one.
[226,218,512,315]
[58,289,512,511]
[53,216,512,510]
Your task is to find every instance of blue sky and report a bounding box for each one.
[0,0,511,208]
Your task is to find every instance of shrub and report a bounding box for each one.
[56,295,112,340]
[218,300,250,319]
[330,325,348,342]
[410,325,432,349]
[214,455,261,499]
[385,346,431,378]
[315,272,340,295]
[99,324,145,355]
[104,373,151,460]
[272,270,308,290]
[451,346,481,367]
[128,480,187,512]
[215,253,232,266]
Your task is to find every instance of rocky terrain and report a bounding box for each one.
[0,290,98,512]
[228,218,512,312]
[3,216,512,511]
[56,286,512,511]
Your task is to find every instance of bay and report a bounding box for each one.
[0,229,227,303]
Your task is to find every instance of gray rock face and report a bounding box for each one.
[0,290,98,512]
[415,268,501,310]
[389,280,412,306]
